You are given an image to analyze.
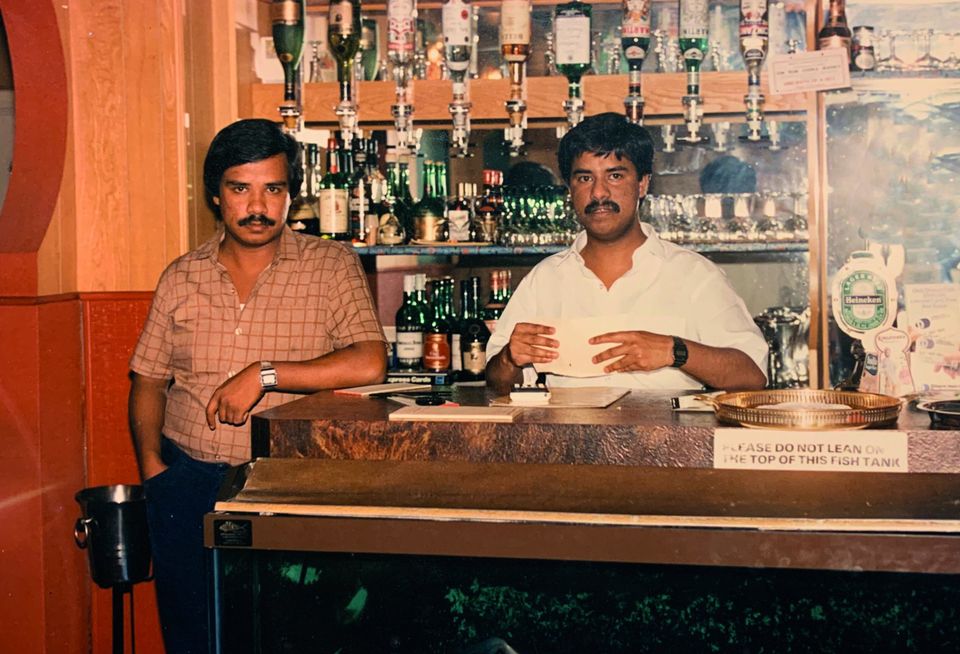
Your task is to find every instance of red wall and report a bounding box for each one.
[0,293,161,654]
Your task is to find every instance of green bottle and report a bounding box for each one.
[679,0,709,96]
[318,138,350,240]
[328,0,362,96]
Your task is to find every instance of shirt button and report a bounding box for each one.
[235,327,243,335]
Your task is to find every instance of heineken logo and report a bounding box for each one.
[838,270,889,333]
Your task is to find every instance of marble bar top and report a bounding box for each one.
[250,388,960,473]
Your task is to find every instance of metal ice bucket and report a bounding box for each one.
[74,484,152,589]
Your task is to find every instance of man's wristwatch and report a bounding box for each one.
[670,337,688,368]
[259,361,278,390]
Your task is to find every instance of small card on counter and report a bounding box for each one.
[491,387,629,409]
[388,406,518,422]
[334,382,431,397]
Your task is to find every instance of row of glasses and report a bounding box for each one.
[643,192,808,245]
[498,185,579,246]
[876,29,960,72]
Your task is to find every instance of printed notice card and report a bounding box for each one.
[713,429,908,473]
[768,49,851,95]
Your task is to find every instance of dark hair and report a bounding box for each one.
[557,112,654,184]
[202,119,303,217]
[699,155,757,194]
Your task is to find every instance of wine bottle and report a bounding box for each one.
[483,269,506,334]
[396,274,426,370]
[817,0,851,60]
[328,0,362,88]
[271,0,306,128]
[459,276,490,381]
[318,138,351,240]
[679,0,709,95]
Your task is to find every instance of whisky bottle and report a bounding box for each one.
[740,0,769,68]
[817,0,851,62]
[459,276,490,381]
[501,0,532,63]
[554,0,592,83]
[318,138,350,240]
[288,143,320,236]
[424,277,454,372]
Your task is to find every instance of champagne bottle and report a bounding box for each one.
[328,0,362,88]
[459,276,490,381]
[318,138,350,240]
[817,0,851,60]
[679,0,709,95]
[271,0,306,129]
[396,274,426,370]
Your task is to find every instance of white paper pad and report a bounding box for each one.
[492,387,630,409]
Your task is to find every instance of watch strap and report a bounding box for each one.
[670,337,688,369]
[259,361,278,390]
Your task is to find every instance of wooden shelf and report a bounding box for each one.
[250,73,810,128]
[353,241,809,257]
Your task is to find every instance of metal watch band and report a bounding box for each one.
[259,361,278,390]
[671,337,688,369]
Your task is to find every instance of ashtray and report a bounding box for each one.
[916,400,960,429]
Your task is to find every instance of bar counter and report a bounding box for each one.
[251,388,960,472]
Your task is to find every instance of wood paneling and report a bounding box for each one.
[251,74,810,127]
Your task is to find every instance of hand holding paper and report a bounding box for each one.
[503,322,559,367]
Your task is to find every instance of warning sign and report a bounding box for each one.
[713,429,908,473]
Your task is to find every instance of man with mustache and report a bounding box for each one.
[486,112,767,392]
[128,119,386,652]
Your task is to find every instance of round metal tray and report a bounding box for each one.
[702,389,902,430]
[916,400,960,429]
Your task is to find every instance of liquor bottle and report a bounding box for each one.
[412,161,448,242]
[396,159,417,239]
[740,0,769,69]
[377,160,406,245]
[448,183,472,242]
[424,278,454,372]
[271,0,306,131]
[483,269,506,334]
[318,138,351,240]
[388,0,417,69]
[288,143,321,236]
[817,0,851,62]
[328,0,362,92]
[679,0,709,95]
[459,276,490,381]
[501,0,532,63]
[396,274,426,370]
[554,0,592,123]
[443,0,472,80]
[473,170,500,244]
[622,0,651,71]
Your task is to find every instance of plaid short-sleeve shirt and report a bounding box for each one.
[130,227,385,464]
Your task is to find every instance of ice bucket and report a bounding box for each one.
[74,484,151,588]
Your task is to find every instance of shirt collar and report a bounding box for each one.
[561,221,666,267]
[194,224,302,266]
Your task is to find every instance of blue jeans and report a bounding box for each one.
[145,437,230,654]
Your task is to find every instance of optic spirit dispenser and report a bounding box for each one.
[678,0,709,144]
[739,0,770,142]
[328,0,363,146]
[271,0,306,132]
[443,0,474,157]
[621,0,651,125]
[501,0,532,156]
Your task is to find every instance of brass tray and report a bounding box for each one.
[701,389,902,430]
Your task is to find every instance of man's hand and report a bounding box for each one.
[205,363,264,429]
[140,454,169,481]
[505,322,559,367]
[590,330,674,373]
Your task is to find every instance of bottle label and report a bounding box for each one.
[442,0,472,47]
[818,35,851,51]
[329,1,354,35]
[397,330,424,361]
[622,0,651,38]
[448,209,471,241]
[318,188,349,233]
[555,15,591,66]
[451,334,463,371]
[679,0,709,39]
[624,44,647,60]
[501,0,531,45]
[388,0,416,53]
[423,334,451,371]
[463,341,487,375]
[740,0,768,22]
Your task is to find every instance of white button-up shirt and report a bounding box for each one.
[486,223,769,390]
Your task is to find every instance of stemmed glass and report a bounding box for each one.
[940,32,960,71]
[913,29,942,71]
[875,30,904,72]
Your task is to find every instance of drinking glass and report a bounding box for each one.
[875,30,904,72]
[914,29,941,71]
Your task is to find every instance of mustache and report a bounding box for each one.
[585,200,621,214]
[237,214,277,227]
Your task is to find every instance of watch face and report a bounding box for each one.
[260,368,278,388]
